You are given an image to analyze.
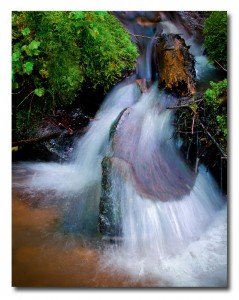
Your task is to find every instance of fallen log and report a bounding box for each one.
[12,132,61,147]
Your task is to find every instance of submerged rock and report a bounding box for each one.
[155,34,196,96]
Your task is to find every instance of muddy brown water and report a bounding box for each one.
[12,171,159,288]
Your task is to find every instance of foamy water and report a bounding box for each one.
[13,79,227,287]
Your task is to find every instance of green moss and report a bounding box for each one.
[12,11,138,138]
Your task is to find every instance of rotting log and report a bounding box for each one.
[155,33,196,97]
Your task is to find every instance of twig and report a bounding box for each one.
[17,90,34,108]
[126,30,184,40]
[166,98,203,110]
[167,104,190,109]
[214,60,227,72]
[27,93,34,124]
[126,30,158,40]
[12,87,25,95]
[200,122,226,157]
[191,112,196,134]
[177,130,203,134]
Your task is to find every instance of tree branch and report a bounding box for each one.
[126,30,183,40]
[166,98,203,109]
[12,132,61,147]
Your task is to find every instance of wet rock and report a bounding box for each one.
[107,98,196,202]
[13,108,90,162]
[109,107,132,144]
[136,78,151,93]
[42,133,75,162]
[155,33,196,97]
[177,11,211,44]
[99,157,122,237]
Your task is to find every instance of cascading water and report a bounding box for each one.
[98,84,226,287]
[12,12,227,287]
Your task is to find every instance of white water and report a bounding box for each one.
[96,83,226,287]
[14,81,139,194]
[101,205,227,287]
[13,77,227,287]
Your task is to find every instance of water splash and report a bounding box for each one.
[96,83,226,287]
[13,80,141,235]
[13,79,227,286]
[101,204,227,287]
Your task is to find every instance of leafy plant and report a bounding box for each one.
[203,79,227,140]
[203,11,227,69]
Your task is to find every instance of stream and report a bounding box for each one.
[12,12,227,288]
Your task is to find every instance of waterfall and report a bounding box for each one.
[97,84,227,287]
[15,78,227,286]
[13,12,227,287]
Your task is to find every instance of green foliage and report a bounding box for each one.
[203,79,227,140]
[175,79,227,188]
[34,87,45,97]
[12,11,138,138]
[203,11,227,69]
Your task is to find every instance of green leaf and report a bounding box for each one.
[23,61,34,74]
[21,45,27,52]
[12,81,19,89]
[21,28,31,36]
[34,87,45,97]
[12,52,21,62]
[32,49,41,56]
[28,40,41,50]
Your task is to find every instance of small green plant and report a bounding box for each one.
[203,79,227,140]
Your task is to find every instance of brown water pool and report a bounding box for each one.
[12,176,159,288]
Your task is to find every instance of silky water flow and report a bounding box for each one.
[98,83,227,287]
[12,15,227,287]
[13,79,227,287]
